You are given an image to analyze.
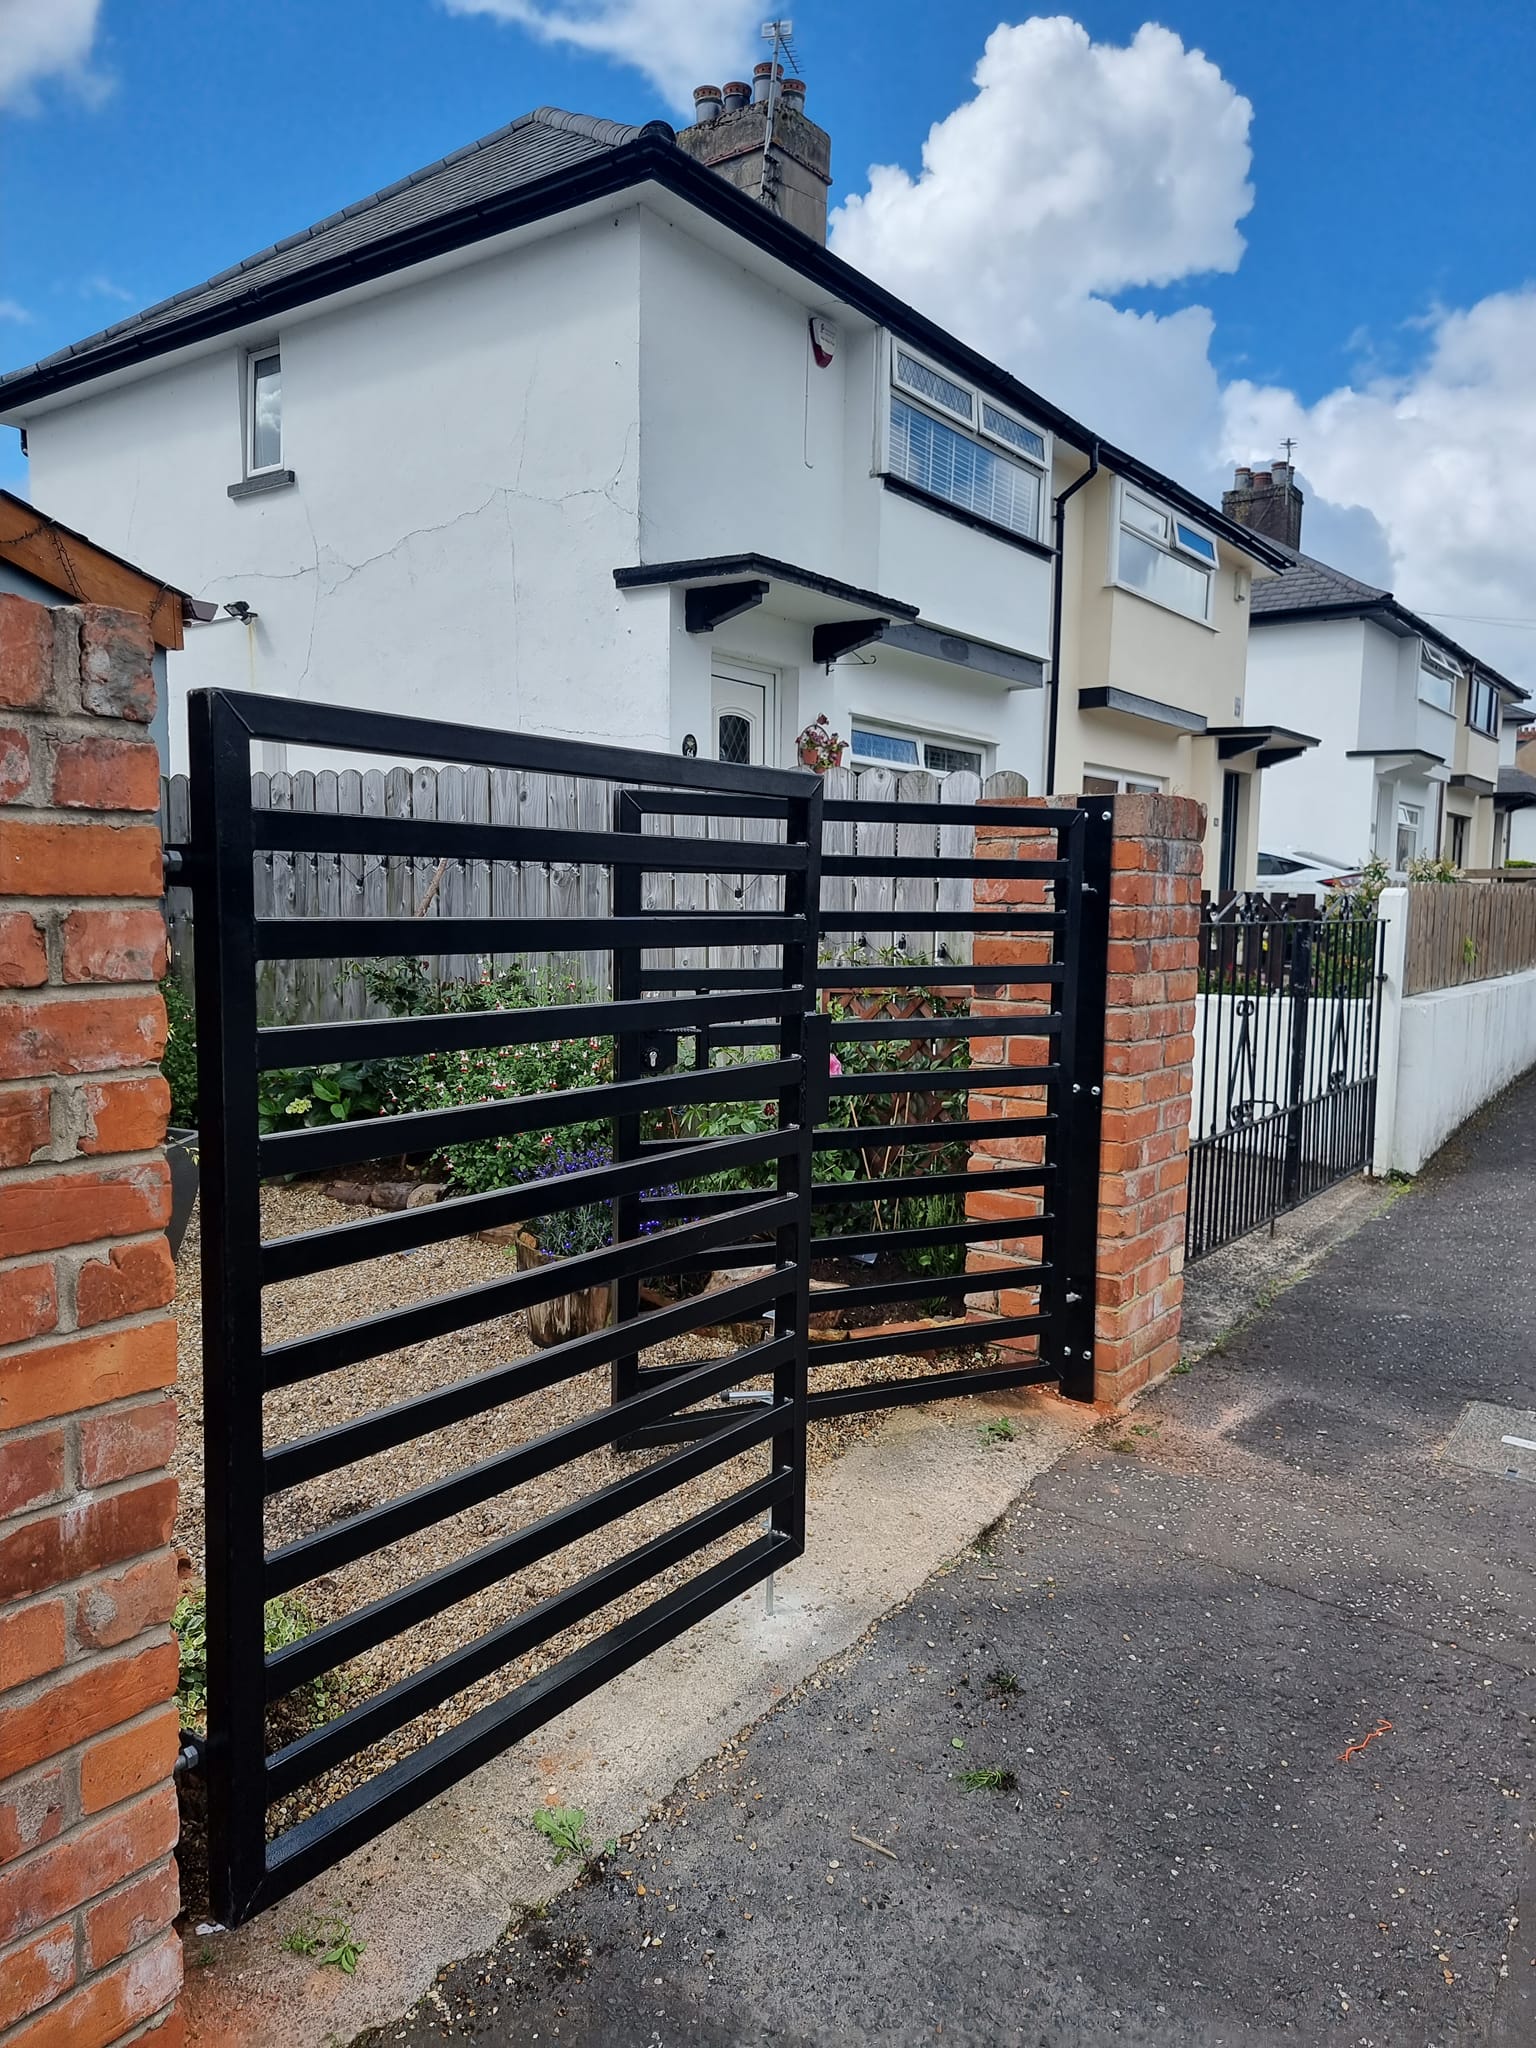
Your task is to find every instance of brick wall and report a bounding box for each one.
[0,594,182,2047]
[966,792,1204,1405]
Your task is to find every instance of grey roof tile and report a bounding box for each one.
[1249,541,1391,616]
[0,108,639,394]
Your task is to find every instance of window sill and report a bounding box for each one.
[228,469,296,501]
[880,475,1054,562]
[1108,578,1217,632]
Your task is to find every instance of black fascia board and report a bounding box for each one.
[614,554,918,621]
[0,131,1288,579]
[1077,685,1207,734]
[879,619,1044,688]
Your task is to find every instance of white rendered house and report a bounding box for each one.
[1229,465,1527,871]
[0,92,1296,883]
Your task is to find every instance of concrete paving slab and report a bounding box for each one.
[1442,1401,1536,1486]
[183,1386,1091,2047]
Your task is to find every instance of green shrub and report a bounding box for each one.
[161,975,198,1126]
[172,1586,336,1731]
[257,1061,398,1136]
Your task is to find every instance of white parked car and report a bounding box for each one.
[1253,849,1363,899]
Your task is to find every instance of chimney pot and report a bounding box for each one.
[722,80,750,112]
[753,61,781,103]
[781,76,806,112]
[1222,461,1304,550]
[693,85,722,124]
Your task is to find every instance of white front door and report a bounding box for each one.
[710,669,772,767]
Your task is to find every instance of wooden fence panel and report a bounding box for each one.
[161,760,1046,1025]
[1405,880,1536,995]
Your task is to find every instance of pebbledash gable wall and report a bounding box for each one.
[966,793,1203,1405]
[0,594,182,2048]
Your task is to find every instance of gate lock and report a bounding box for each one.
[639,1029,681,1075]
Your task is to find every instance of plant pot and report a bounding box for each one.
[515,1233,614,1348]
[166,1127,200,1259]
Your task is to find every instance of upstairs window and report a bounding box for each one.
[1115,485,1214,624]
[886,344,1048,544]
[248,349,282,473]
[1418,641,1459,716]
[1468,672,1499,736]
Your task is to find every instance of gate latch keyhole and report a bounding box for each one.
[640,1030,680,1075]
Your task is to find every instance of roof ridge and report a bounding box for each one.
[1,106,638,387]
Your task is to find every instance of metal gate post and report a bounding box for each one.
[186,689,268,1927]
[1053,801,1113,1402]
[1281,923,1313,1211]
[777,780,823,1552]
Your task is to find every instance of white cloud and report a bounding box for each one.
[0,300,33,323]
[80,274,135,303]
[829,19,1253,477]
[1224,290,1536,685]
[827,17,1535,689]
[0,0,108,112]
[437,0,761,112]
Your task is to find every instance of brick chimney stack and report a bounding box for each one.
[1222,461,1304,551]
[674,73,831,243]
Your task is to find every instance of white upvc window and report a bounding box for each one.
[1468,672,1499,737]
[1418,640,1459,716]
[1082,764,1166,795]
[1395,801,1424,868]
[247,348,283,474]
[884,341,1049,544]
[1113,483,1216,625]
[849,719,988,779]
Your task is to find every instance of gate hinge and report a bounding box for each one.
[175,1728,207,1779]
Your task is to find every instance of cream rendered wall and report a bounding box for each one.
[1244,618,1381,861]
[1052,468,1257,881]
[24,214,655,773]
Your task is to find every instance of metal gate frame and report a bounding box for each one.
[1186,907,1385,1261]
[184,689,821,1925]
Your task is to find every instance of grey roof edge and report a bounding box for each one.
[1496,766,1536,806]
[0,109,1284,577]
[1250,549,1527,701]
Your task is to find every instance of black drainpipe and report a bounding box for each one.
[1045,441,1100,795]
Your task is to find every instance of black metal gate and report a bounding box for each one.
[181,692,1109,1924]
[1186,908,1385,1262]
[186,689,820,1924]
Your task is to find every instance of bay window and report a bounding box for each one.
[885,345,1048,544]
[1115,485,1215,624]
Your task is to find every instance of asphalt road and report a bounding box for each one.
[368,1077,1536,2048]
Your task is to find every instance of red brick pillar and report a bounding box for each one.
[1093,793,1204,1403]
[0,595,182,2046]
[966,792,1204,1405]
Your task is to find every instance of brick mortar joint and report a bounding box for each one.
[0,1619,176,1723]
[0,1230,171,1281]
[0,1774,180,1908]
[0,1455,177,1541]
[0,1301,173,1369]
[0,1144,170,1187]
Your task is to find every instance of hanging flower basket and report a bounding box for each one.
[796,713,847,773]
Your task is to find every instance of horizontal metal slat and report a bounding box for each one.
[257,988,806,1071]
[811,1167,1052,1205]
[819,856,1066,881]
[829,1064,1057,1096]
[257,1533,792,1912]
[817,910,1063,934]
[266,1403,782,1696]
[253,913,809,961]
[253,811,807,874]
[825,1014,1063,1042]
[813,964,1056,989]
[203,687,817,797]
[260,1131,793,1284]
[820,800,1082,829]
[263,1469,790,1801]
[813,1115,1053,1150]
[808,1310,1047,1366]
[264,1335,795,1595]
[806,1358,1060,1418]
[809,1215,1050,1260]
[258,1057,799,1176]
[809,1265,1046,1313]
[262,1267,791,1493]
[262,1197,797,1387]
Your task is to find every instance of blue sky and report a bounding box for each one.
[3,1,1535,675]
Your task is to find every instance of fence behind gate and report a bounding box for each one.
[1186,912,1384,1261]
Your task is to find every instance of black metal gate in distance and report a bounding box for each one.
[1186,906,1385,1262]
[183,688,1106,1925]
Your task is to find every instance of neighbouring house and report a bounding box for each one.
[0,489,212,768]
[1498,710,1536,863]
[0,86,1299,884]
[1229,461,1529,872]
